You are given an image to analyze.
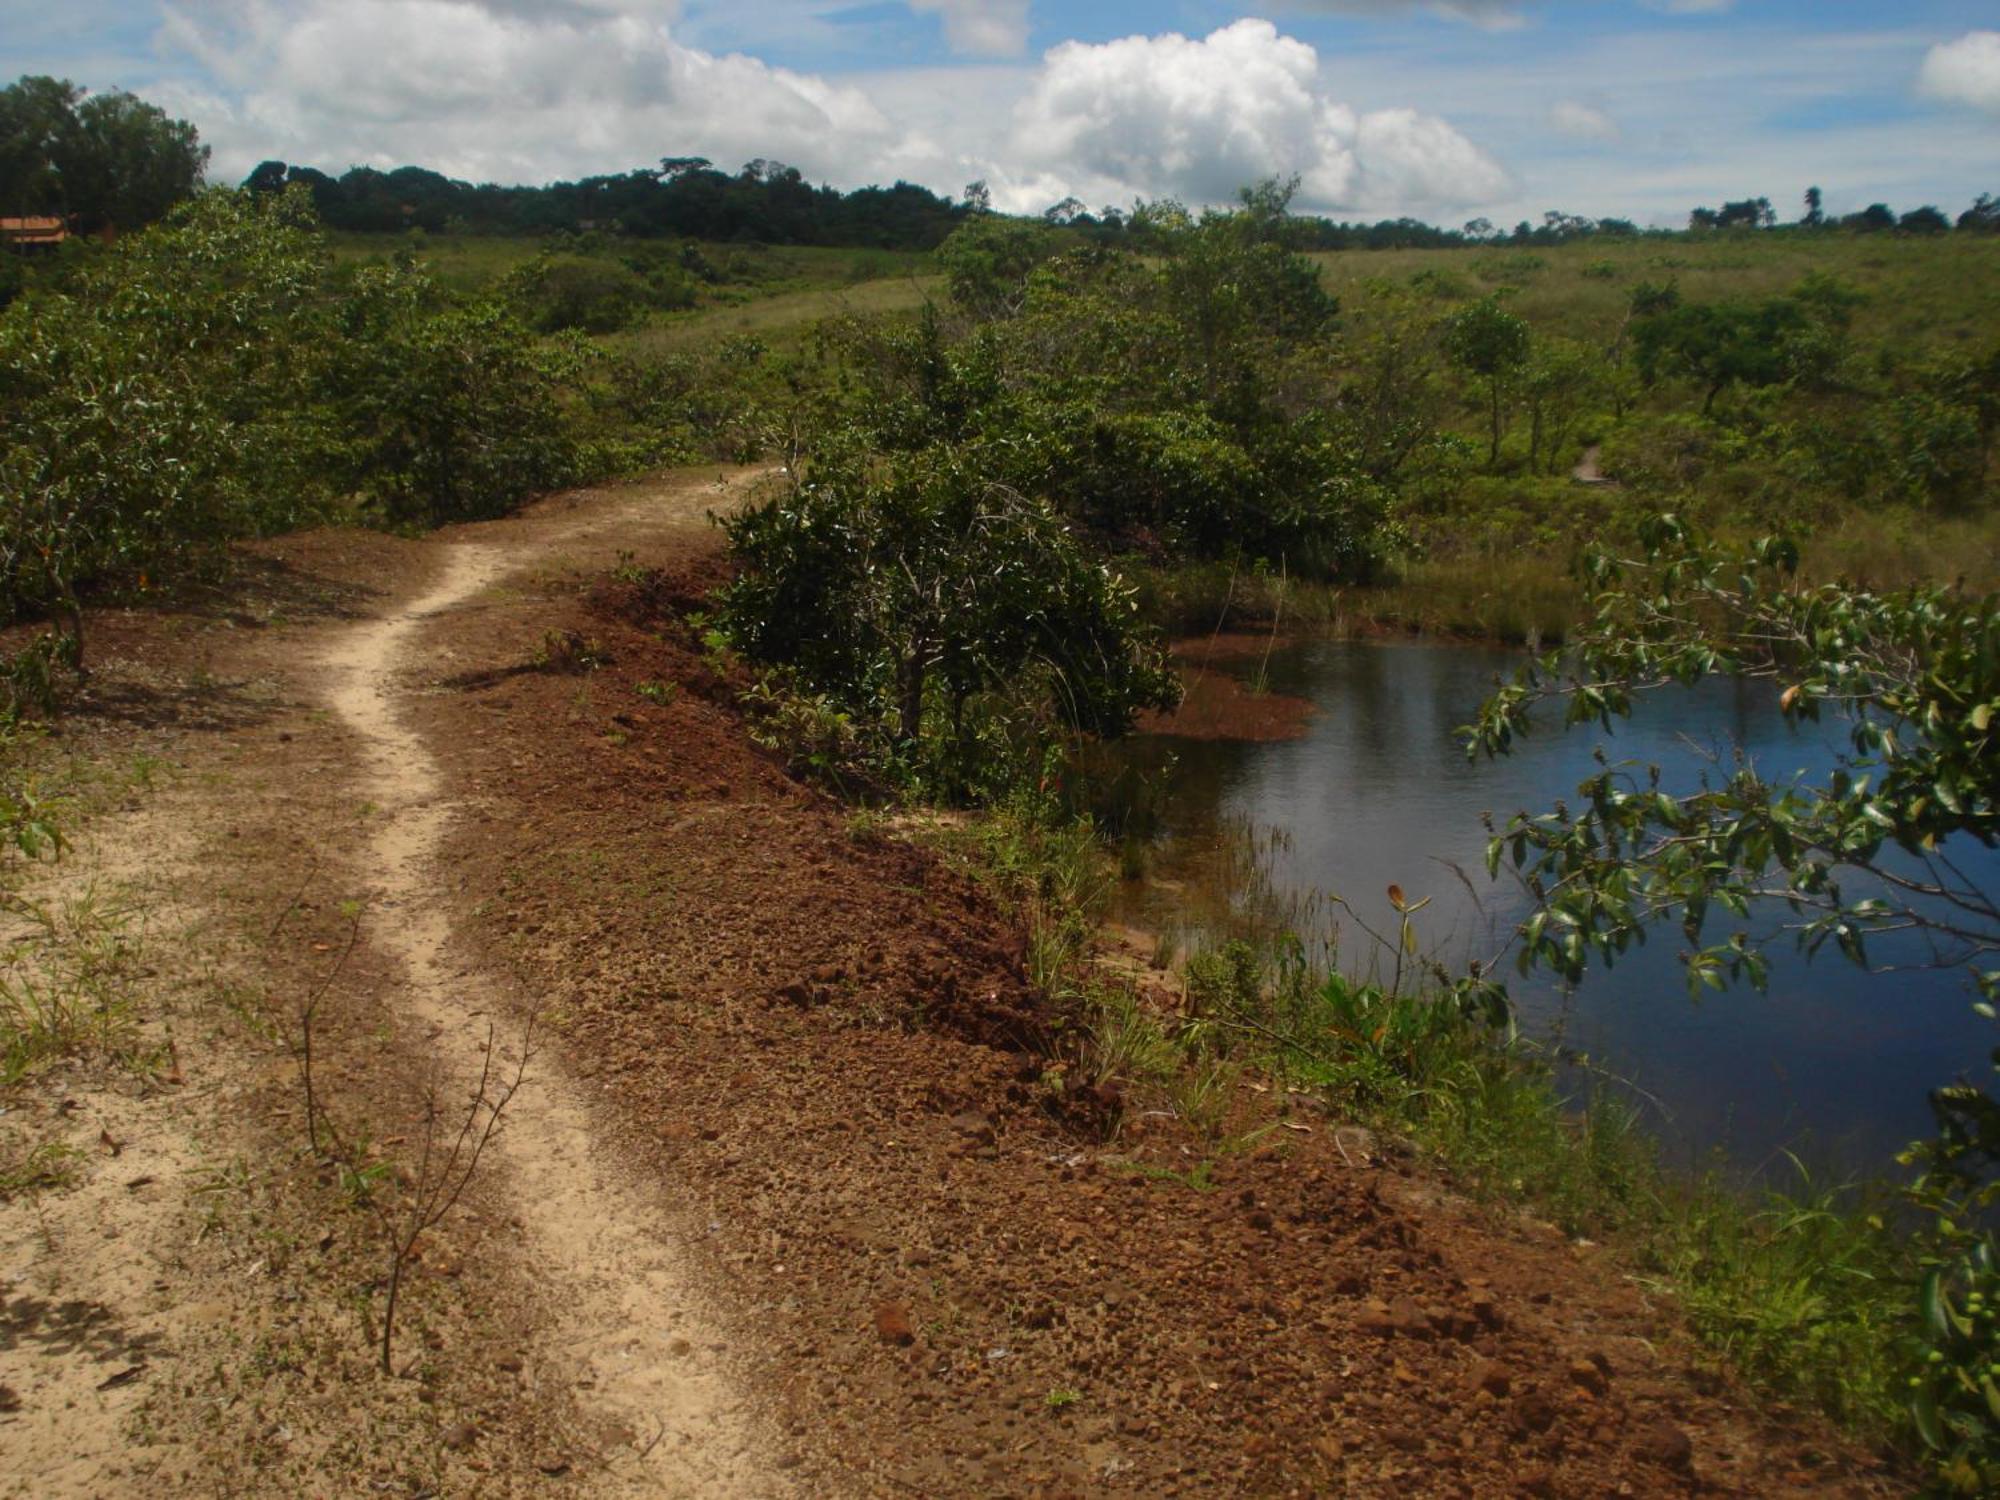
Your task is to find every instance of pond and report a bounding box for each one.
[1101,636,2000,1177]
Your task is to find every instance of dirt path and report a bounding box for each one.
[1571,443,1613,485]
[317,476,785,1495]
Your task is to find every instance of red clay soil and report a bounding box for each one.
[400,526,1898,1496]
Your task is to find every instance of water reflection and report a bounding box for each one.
[1101,638,2000,1176]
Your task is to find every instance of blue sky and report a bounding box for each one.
[3,2,1997,226]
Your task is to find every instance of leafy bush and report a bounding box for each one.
[512,254,694,334]
[0,187,611,707]
[328,262,594,524]
[0,187,332,647]
[1470,515,2000,1490]
[721,442,1179,799]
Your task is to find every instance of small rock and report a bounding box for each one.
[1247,1210,1274,1232]
[1516,1466,1555,1497]
[1387,1297,1434,1340]
[1634,1419,1693,1471]
[1356,1298,1397,1337]
[496,1355,524,1374]
[537,1454,570,1477]
[1469,1291,1505,1330]
[1569,1358,1609,1397]
[1511,1392,1558,1435]
[873,1302,916,1346]
[1469,1360,1512,1398]
[441,1423,477,1452]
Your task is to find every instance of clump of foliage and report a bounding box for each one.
[844,181,1395,579]
[0,187,331,690]
[721,442,1179,800]
[1469,515,2000,1491]
[327,257,594,525]
[0,187,610,715]
[507,252,696,334]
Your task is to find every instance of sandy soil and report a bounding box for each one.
[0,467,1901,1497]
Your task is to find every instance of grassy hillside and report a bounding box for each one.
[1311,231,2000,352]
[315,221,2000,643]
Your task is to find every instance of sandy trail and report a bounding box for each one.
[318,476,785,1496]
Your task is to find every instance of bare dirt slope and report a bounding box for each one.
[2,468,1897,1497]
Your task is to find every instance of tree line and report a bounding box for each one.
[8,74,2000,259]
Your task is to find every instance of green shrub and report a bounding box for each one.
[0,187,333,647]
[721,442,1179,800]
[328,262,593,524]
[515,255,694,334]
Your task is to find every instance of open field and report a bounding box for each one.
[1311,231,2000,351]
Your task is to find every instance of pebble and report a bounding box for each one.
[873,1301,915,1346]
[1634,1418,1694,1471]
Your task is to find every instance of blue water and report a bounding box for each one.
[1108,638,2000,1176]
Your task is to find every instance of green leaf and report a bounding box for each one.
[1911,1387,1945,1452]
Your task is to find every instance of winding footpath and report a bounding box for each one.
[317,476,784,1495]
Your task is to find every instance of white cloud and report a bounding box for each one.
[906,0,1029,57]
[1548,99,1619,143]
[157,0,897,185]
[146,6,1511,220]
[1918,30,2000,114]
[1003,20,1510,214]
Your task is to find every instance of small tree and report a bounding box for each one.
[721,443,1179,794]
[1632,294,1821,415]
[935,214,1059,319]
[1443,295,1530,467]
[1521,335,1603,474]
[327,260,590,524]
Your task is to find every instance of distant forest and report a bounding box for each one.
[244,155,2000,253]
[5,70,1995,255]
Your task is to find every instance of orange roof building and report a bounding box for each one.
[1,216,69,251]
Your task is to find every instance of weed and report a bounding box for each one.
[533,629,610,675]
[1123,1159,1219,1193]
[0,1138,82,1199]
[1163,1056,1240,1143]
[1043,1386,1081,1411]
[0,885,152,1085]
[635,678,679,706]
[1084,985,1177,1089]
